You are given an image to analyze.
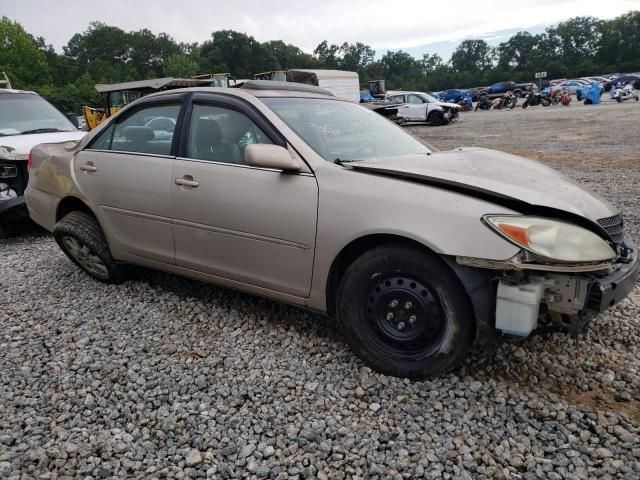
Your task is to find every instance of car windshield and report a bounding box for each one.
[0,93,76,136]
[421,93,440,103]
[262,97,432,162]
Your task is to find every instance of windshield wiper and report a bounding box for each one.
[334,158,360,165]
[20,128,70,135]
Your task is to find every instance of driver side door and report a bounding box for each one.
[171,96,319,297]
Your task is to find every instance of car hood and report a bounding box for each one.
[0,131,86,160]
[349,147,617,222]
[435,101,459,109]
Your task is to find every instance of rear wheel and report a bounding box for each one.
[53,211,127,283]
[336,243,475,378]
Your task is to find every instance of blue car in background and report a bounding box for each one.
[437,89,468,102]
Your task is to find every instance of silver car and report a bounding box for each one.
[26,81,639,378]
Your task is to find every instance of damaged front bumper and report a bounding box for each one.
[1,156,30,223]
[457,237,638,337]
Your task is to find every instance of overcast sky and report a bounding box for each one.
[3,0,639,57]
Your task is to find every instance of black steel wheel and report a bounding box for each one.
[336,242,475,378]
[365,275,449,360]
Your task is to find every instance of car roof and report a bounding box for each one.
[386,91,424,95]
[0,88,38,95]
[140,81,338,102]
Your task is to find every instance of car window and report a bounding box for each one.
[186,104,273,165]
[89,103,181,155]
[89,124,114,150]
[389,95,405,103]
[407,94,425,104]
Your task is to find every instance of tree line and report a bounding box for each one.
[1,11,639,113]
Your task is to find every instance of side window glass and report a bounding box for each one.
[88,123,114,150]
[408,94,424,104]
[111,103,180,156]
[187,104,273,164]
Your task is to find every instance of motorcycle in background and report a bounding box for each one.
[522,91,550,108]
[475,95,492,111]
[455,95,473,111]
[493,91,518,110]
[548,89,561,105]
[613,83,639,103]
[560,89,571,106]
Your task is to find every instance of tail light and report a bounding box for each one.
[27,151,33,171]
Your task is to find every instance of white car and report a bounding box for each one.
[385,91,460,125]
[0,88,85,236]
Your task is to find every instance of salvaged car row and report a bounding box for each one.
[20,81,638,378]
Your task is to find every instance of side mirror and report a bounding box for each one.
[66,113,80,129]
[244,144,301,172]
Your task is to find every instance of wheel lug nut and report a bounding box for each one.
[397,322,405,330]
[389,300,399,308]
[409,315,416,324]
[386,312,394,321]
[404,301,412,310]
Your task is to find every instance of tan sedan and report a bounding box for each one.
[26,82,638,378]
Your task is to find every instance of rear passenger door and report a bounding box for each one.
[75,96,184,264]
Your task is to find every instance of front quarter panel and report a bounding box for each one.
[307,163,521,311]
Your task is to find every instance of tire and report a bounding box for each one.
[522,99,529,109]
[513,90,523,98]
[0,221,8,239]
[428,110,444,126]
[616,97,622,103]
[336,243,475,378]
[53,211,127,283]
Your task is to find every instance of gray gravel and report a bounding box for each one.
[1,102,639,479]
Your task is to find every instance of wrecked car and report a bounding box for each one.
[0,88,85,237]
[26,81,638,378]
[385,91,460,125]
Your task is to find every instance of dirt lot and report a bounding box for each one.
[1,100,639,479]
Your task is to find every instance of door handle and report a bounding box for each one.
[175,176,199,187]
[80,163,97,172]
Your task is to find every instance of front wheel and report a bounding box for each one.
[53,211,127,283]
[336,243,475,378]
[427,110,444,125]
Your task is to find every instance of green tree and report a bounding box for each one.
[64,22,136,82]
[497,32,539,71]
[0,16,51,89]
[164,52,199,77]
[450,39,493,72]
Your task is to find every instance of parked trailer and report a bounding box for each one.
[286,69,360,103]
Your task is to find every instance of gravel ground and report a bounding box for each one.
[1,101,639,479]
